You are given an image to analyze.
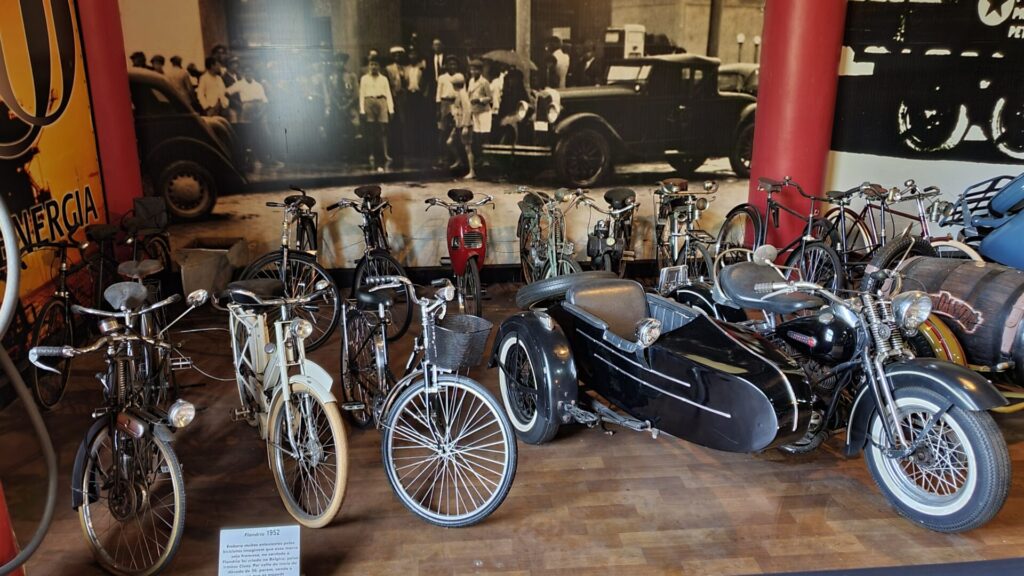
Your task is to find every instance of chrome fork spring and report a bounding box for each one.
[115,356,129,405]
[861,294,893,356]
[878,299,906,353]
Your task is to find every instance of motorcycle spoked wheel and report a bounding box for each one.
[864,386,1010,533]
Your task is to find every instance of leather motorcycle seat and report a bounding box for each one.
[86,224,119,242]
[447,188,474,203]
[218,279,284,307]
[719,262,824,315]
[604,187,636,209]
[354,185,382,200]
[284,194,316,209]
[103,281,150,311]
[355,286,394,309]
[566,278,648,341]
[117,259,163,280]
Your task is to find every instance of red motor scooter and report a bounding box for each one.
[425,189,494,316]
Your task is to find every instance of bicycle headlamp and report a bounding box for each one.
[893,291,932,332]
[438,283,456,302]
[467,214,483,229]
[291,318,315,340]
[167,399,196,428]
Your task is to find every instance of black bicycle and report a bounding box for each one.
[238,188,341,350]
[715,176,844,291]
[329,185,413,341]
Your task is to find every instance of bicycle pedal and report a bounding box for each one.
[231,408,252,422]
[341,401,366,412]
[171,357,193,371]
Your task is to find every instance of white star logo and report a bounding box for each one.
[978,0,1015,26]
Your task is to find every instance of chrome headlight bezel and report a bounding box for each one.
[167,399,196,429]
[291,318,315,340]
[893,290,933,332]
[634,318,662,348]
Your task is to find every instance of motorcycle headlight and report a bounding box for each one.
[467,214,483,229]
[291,318,314,340]
[167,399,196,429]
[546,103,560,124]
[893,290,932,332]
[634,318,662,348]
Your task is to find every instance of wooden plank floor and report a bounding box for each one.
[2,283,1023,575]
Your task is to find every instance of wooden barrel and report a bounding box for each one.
[900,257,1024,383]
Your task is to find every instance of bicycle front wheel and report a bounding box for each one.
[79,426,185,576]
[674,241,713,284]
[31,298,74,410]
[715,204,763,264]
[381,375,517,527]
[240,250,340,351]
[267,383,349,528]
[785,242,845,292]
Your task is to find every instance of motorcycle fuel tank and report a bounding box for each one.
[777,312,857,364]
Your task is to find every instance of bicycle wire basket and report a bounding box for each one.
[426,313,493,371]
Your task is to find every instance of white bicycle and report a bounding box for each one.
[216,277,348,528]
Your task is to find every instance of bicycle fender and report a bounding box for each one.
[72,417,107,510]
[276,359,337,404]
[844,359,1006,457]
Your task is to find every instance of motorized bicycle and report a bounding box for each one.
[514,186,584,283]
[238,188,341,350]
[942,172,1024,269]
[340,274,517,527]
[29,284,209,575]
[330,185,413,341]
[494,252,1011,533]
[654,178,718,281]
[424,188,494,316]
[584,187,638,276]
[215,277,349,528]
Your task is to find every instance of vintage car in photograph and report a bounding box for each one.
[718,62,759,96]
[483,54,757,186]
[128,69,247,220]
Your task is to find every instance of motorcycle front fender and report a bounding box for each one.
[274,359,337,405]
[844,359,1007,457]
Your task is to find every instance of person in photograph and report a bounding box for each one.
[464,60,492,180]
[166,55,195,105]
[360,55,394,171]
[150,54,165,74]
[186,63,202,88]
[447,72,470,173]
[223,56,242,123]
[211,44,229,66]
[197,56,228,117]
[404,47,426,165]
[129,51,150,69]
[228,65,273,168]
[545,36,569,88]
[425,38,446,99]
[435,55,459,168]
[572,40,602,86]
[489,63,507,127]
[334,52,360,159]
[385,46,407,165]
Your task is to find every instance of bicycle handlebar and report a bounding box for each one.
[364,275,454,308]
[29,331,173,374]
[328,198,388,214]
[71,293,182,319]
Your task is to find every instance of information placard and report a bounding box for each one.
[218,525,300,576]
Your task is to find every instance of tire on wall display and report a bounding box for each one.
[555,128,612,187]
[156,160,218,220]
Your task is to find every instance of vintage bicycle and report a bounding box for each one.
[654,178,718,282]
[340,275,517,527]
[514,186,585,283]
[238,188,341,350]
[583,186,638,277]
[216,277,348,527]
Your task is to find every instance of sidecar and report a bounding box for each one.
[490,273,812,451]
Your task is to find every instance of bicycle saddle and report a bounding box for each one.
[354,285,394,309]
[86,224,119,242]
[604,187,635,209]
[354,185,382,200]
[718,262,823,315]
[826,186,860,202]
[103,281,150,311]
[448,188,474,203]
[118,259,163,280]
[284,195,316,209]
[660,178,688,192]
[218,279,284,306]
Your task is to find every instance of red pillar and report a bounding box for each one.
[78,0,143,220]
[748,0,847,245]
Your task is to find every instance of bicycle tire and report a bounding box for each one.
[267,382,349,528]
[341,308,384,429]
[239,250,341,351]
[784,241,845,292]
[824,206,872,260]
[30,298,74,410]
[715,203,764,259]
[460,258,483,316]
[381,374,517,527]
[352,251,413,341]
[519,221,539,283]
[142,234,174,275]
[79,426,185,576]
[674,241,714,284]
[860,236,938,293]
[931,239,983,262]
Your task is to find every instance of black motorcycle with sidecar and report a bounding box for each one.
[491,259,1011,533]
